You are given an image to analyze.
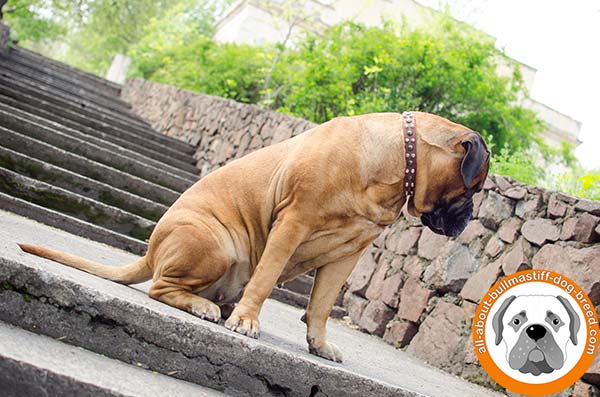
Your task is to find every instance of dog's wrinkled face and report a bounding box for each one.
[420,190,475,237]
[492,295,580,376]
[408,112,490,237]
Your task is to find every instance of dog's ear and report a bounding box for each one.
[460,133,490,188]
[492,295,516,345]
[557,295,580,345]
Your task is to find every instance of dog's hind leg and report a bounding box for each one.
[148,225,233,323]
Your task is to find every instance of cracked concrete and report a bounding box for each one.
[0,322,224,397]
[0,210,501,397]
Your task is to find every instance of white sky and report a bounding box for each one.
[418,0,600,169]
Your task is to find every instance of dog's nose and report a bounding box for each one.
[526,324,547,341]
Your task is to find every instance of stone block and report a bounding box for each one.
[365,263,387,301]
[398,278,433,322]
[417,227,448,260]
[458,220,490,244]
[504,187,527,200]
[383,321,418,347]
[406,301,465,370]
[576,199,600,216]
[423,242,478,293]
[515,194,543,219]
[498,218,522,244]
[386,227,421,255]
[533,244,600,295]
[521,218,560,245]
[573,213,600,243]
[502,237,533,275]
[478,190,515,229]
[342,291,368,325]
[561,217,578,240]
[347,248,378,297]
[548,194,569,218]
[358,300,395,336]
[380,272,404,308]
[583,352,600,387]
[460,259,502,303]
[484,236,504,258]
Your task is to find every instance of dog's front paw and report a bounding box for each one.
[309,341,343,363]
[190,301,221,323]
[225,313,260,339]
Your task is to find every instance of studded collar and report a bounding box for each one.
[402,111,417,198]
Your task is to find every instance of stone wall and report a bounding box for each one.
[123,78,600,395]
[122,78,315,177]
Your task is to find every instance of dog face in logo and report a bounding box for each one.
[492,295,580,376]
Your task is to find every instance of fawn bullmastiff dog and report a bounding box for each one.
[19,111,489,362]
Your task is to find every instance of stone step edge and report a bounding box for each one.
[1,126,181,205]
[0,193,147,255]
[0,89,198,165]
[0,75,196,155]
[0,146,168,221]
[13,46,122,93]
[0,321,223,397]
[0,56,134,117]
[2,52,130,106]
[0,167,156,240]
[0,254,417,397]
[0,103,199,183]
[0,119,194,194]
[0,70,150,132]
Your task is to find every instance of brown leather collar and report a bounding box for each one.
[402,111,417,198]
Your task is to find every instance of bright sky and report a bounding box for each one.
[418,0,600,169]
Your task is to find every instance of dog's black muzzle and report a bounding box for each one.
[421,195,474,237]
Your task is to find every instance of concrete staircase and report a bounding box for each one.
[0,35,500,396]
[0,42,346,318]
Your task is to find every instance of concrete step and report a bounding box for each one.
[0,89,198,167]
[271,286,347,319]
[0,54,134,117]
[0,196,147,254]
[0,69,151,132]
[4,49,130,107]
[0,79,197,157]
[0,322,224,397]
[0,103,199,182]
[0,110,196,192]
[1,126,180,205]
[0,210,501,397]
[0,146,168,221]
[12,46,122,98]
[0,167,155,240]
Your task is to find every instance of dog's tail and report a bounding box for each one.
[18,243,152,285]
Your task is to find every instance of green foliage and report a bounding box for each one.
[271,19,542,153]
[131,16,543,155]
[490,146,545,186]
[543,168,600,201]
[56,0,175,74]
[2,0,66,44]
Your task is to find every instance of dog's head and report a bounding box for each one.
[406,112,490,237]
[492,295,580,376]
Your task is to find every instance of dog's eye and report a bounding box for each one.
[513,319,520,325]
[553,318,560,326]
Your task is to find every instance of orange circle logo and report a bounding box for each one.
[473,269,599,396]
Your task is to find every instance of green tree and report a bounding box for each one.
[271,18,542,153]
[1,0,65,44]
